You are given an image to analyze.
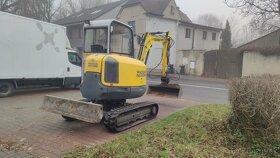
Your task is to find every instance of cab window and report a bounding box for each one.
[68,52,82,67]
[110,22,133,56]
[84,28,108,53]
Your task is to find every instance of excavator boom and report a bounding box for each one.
[138,32,182,98]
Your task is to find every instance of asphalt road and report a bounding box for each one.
[149,77,229,104]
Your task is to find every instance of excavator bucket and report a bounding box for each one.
[41,95,103,123]
[148,84,182,98]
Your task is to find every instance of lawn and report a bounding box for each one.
[64,105,280,158]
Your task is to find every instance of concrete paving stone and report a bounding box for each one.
[0,146,33,158]
[0,89,196,157]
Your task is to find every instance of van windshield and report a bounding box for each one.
[68,52,82,67]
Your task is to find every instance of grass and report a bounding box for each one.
[64,105,280,158]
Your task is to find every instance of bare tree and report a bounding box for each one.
[10,0,61,22]
[228,15,264,47]
[79,0,112,10]
[37,0,61,22]
[13,0,40,19]
[0,0,19,12]
[196,14,223,28]
[66,0,78,14]
[54,0,79,20]
[54,0,112,20]
[225,0,280,31]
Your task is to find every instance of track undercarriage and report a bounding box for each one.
[103,101,159,132]
[41,96,159,132]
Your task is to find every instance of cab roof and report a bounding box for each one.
[84,19,130,29]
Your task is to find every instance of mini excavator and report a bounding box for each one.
[42,20,181,132]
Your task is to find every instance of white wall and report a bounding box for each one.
[145,17,178,69]
[242,52,280,76]
[177,25,193,50]
[176,50,205,76]
[162,0,181,20]
[193,28,220,51]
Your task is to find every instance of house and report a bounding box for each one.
[55,0,222,73]
[117,0,222,72]
[55,0,127,53]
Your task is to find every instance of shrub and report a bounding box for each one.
[228,75,280,140]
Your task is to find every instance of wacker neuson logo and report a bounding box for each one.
[36,23,60,52]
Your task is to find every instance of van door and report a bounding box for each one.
[63,51,82,86]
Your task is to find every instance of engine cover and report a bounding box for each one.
[81,54,148,100]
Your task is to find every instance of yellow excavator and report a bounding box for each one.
[42,20,181,132]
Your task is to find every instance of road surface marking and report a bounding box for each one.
[148,81,228,91]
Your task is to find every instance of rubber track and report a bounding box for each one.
[103,102,159,132]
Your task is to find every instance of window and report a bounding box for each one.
[110,22,133,56]
[68,52,82,67]
[171,6,174,15]
[128,21,136,34]
[84,28,108,53]
[203,31,207,40]
[212,32,216,40]
[185,28,191,38]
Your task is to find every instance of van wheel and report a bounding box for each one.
[0,81,15,98]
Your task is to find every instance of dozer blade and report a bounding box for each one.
[148,84,182,98]
[41,95,103,123]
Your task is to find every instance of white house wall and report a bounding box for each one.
[117,5,147,34]
[162,0,181,20]
[177,25,193,50]
[145,16,178,69]
[193,28,220,50]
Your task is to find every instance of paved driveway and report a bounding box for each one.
[0,88,195,158]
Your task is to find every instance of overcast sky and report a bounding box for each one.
[175,0,238,22]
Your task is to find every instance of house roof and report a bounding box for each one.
[122,0,171,16]
[55,0,220,32]
[180,21,223,32]
[238,29,280,49]
[240,46,280,56]
[179,10,192,23]
[55,0,126,25]
[123,0,192,23]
